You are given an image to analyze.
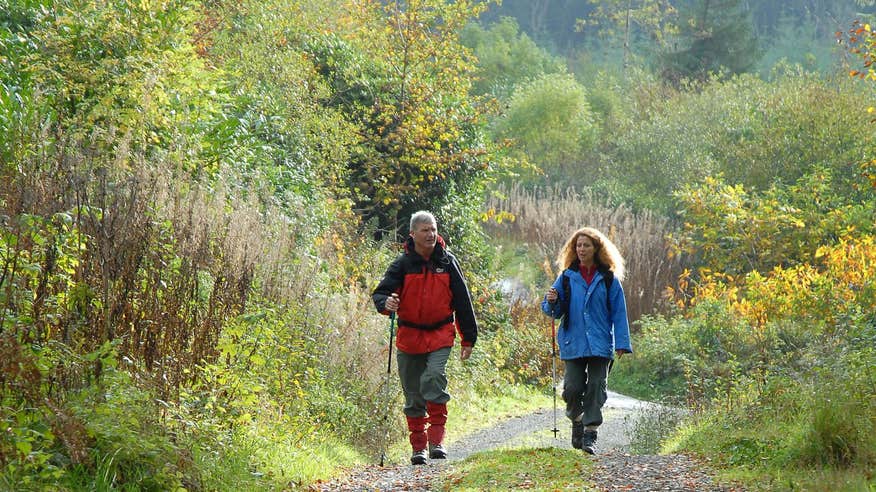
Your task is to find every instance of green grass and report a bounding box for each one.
[447,383,553,444]
[712,466,875,492]
[662,392,876,492]
[439,447,592,491]
[210,421,365,490]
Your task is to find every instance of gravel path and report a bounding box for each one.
[309,391,743,491]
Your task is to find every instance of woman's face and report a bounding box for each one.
[575,234,596,266]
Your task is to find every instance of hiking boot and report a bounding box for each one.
[571,420,584,449]
[429,443,447,459]
[410,449,428,465]
[581,429,598,455]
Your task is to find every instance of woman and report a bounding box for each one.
[541,227,632,454]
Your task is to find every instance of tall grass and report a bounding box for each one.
[483,183,684,324]
[0,126,402,487]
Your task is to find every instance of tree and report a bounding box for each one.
[460,17,566,98]
[492,73,598,185]
[579,0,677,72]
[659,0,762,83]
[843,18,876,190]
[321,0,498,239]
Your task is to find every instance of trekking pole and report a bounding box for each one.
[550,315,559,439]
[379,312,396,467]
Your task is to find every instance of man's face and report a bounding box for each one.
[411,220,438,252]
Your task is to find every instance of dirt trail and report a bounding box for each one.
[309,391,741,491]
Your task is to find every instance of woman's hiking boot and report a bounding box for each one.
[429,443,447,459]
[571,420,584,449]
[581,429,598,455]
[410,449,428,465]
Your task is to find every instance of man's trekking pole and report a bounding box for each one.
[379,312,396,467]
[550,315,559,439]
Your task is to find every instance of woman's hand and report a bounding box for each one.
[545,287,558,303]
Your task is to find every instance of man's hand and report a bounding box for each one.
[385,293,399,312]
[460,346,473,361]
[615,349,630,358]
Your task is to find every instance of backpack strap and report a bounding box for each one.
[561,274,571,328]
[602,269,613,317]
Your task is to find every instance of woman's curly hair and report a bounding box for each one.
[555,227,625,281]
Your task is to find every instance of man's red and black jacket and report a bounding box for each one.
[372,235,478,354]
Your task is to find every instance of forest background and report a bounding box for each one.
[1,0,874,490]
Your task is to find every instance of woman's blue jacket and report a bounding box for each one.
[541,266,632,360]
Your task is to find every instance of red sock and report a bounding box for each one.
[406,415,428,450]
[426,402,447,446]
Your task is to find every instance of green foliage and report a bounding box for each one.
[64,368,192,491]
[205,0,355,203]
[460,16,566,98]
[791,348,876,469]
[626,227,876,488]
[611,300,755,405]
[673,171,876,276]
[0,82,47,169]
[657,0,763,83]
[493,72,598,185]
[595,71,876,212]
[0,209,83,339]
[1,345,195,491]
[579,0,678,70]
[286,0,501,238]
[12,0,221,158]
[477,298,547,387]
[756,11,840,76]
[663,343,876,489]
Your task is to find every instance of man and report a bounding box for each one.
[372,211,478,465]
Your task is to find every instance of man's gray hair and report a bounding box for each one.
[409,210,436,232]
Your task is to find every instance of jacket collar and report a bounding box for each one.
[403,234,447,260]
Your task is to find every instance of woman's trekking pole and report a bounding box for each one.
[379,312,396,467]
[550,316,559,439]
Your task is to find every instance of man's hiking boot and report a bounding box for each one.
[571,421,584,450]
[410,449,428,465]
[429,443,447,459]
[581,429,598,455]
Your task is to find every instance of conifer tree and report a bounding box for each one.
[659,0,762,83]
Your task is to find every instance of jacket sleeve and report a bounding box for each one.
[448,257,478,347]
[609,278,633,353]
[372,256,404,315]
[541,275,565,319]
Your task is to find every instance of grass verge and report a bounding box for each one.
[439,447,592,491]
